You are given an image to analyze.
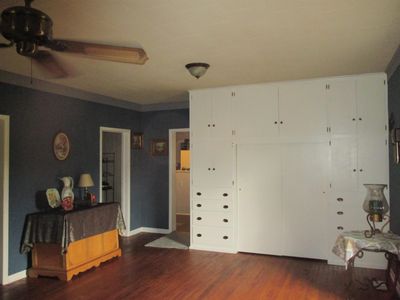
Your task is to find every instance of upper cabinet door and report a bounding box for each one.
[211,88,233,140]
[190,90,213,140]
[232,85,279,142]
[278,81,328,141]
[327,79,357,137]
[356,76,387,136]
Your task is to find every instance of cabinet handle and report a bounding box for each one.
[208,168,211,171]
[274,121,278,124]
[337,211,344,215]
[223,236,229,240]
[337,198,343,202]
[197,217,202,221]
[212,124,215,127]
[197,234,202,237]
[337,226,344,230]
[353,169,356,172]
[352,118,356,121]
[196,192,202,196]
[196,204,202,207]
[212,168,215,171]
[280,121,283,124]
[207,124,211,127]
[223,219,228,223]
[359,117,362,121]
[359,169,363,172]
[223,193,229,197]
[223,205,229,209]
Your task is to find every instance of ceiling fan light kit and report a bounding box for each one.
[185,62,210,79]
[0,0,148,77]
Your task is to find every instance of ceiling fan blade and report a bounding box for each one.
[33,50,69,78]
[49,40,149,65]
[0,42,14,48]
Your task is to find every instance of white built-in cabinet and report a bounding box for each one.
[189,73,389,268]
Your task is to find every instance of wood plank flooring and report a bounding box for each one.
[0,233,395,300]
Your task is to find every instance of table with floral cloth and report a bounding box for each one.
[332,230,400,297]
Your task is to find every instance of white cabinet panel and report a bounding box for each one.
[356,76,387,136]
[330,138,358,191]
[233,85,279,141]
[279,81,328,140]
[212,88,233,139]
[237,144,282,256]
[192,141,234,188]
[327,79,357,137]
[190,90,213,139]
[281,143,329,260]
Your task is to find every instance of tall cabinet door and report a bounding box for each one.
[281,142,329,260]
[232,85,279,142]
[237,144,282,256]
[211,88,234,139]
[327,79,357,137]
[190,90,213,139]
[356,76,387,137]
[279,81,328,140]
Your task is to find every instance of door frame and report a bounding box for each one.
[99,127,131,236]
[0,115,9,284]
[168,128,190,232]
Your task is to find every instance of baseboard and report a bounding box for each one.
[3,270,26,285]
[128,227,172,236]
[176,213,190,216]
[190,244,237,254]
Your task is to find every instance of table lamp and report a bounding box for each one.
[78,173,94,201]
[363,184,390,238]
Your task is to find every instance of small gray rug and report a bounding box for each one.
[145,231,189,250]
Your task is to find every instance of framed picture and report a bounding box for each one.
[132,132,143,150]
[151,139,168,156]
[53,132,70,160]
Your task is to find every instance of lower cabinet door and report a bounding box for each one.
[192,226,234,248]
[237,144,283,256]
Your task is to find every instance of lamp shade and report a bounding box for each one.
[78,173,94,188]
[185,62,210,79]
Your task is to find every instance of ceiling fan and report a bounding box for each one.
[0,0,149,77]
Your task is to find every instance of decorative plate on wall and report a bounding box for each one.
[53,132,70,160]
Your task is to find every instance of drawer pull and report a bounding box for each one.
[223,236,229,240]
[223,193,228,197]
[337,198,343,202]
[223,205,229,209]
[337,226,344,230]
[212,124,215,127]
[207,124,211,127]
[197,217,202,221]
[337,211,343,215]
[197,234,202,237]
[196,192,202,196]
[208,168,211,171]
[196,204,202,208]
[223,219,228,223]
[212,168,215,171]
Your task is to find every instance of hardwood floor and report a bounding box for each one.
[0,233,395,300]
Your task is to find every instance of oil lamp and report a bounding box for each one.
[363,184,390,238]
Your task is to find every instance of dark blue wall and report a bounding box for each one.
[388,66,400,234]
[0,81,189,274]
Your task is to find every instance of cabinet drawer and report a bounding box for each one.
[192,188,233,201]
[193,211,233,227]
[193,226,234,248]
[193,199,232,212]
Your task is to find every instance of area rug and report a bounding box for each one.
[145,231,189,250]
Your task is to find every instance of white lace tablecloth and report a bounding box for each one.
[332,231,400,264]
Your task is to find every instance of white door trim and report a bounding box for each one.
[99,127,131,236]
[0,115,9,284]
[168,128,189,232]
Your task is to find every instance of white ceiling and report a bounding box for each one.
[0,0,399,105]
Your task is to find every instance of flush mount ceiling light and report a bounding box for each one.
[185,62,210,79]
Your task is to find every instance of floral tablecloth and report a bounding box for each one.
[332,231,400,265]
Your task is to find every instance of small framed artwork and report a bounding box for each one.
[132,132,143,150]
[53,132,70,161]
[151,139,168,156]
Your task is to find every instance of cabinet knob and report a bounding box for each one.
[223,219,228,223]
[208,168,211,171]
[223,193,229,197]
[352,118,356,121]
[280,121,283,124]
[359,169,363,172]
[353,169,356,172]
[212,168,215,171]
[337,226,344,230]
[223,236,229,240]
[223,205,229,209]
[337,198,343,202]
[359,117,362,121]
[197,234,202,237]
[196,204,202,207]
[337,211,343,215]
[274,121,278,124]
[197,217,202,221]
[212,124,215,127]
[196,192,202,196]
[208,124,211,127]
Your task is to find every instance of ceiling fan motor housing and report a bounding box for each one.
[1,5,53,56]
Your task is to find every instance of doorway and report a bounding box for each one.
[169,129,190,235]
[0,115,9,284]
[99,127,131,236]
